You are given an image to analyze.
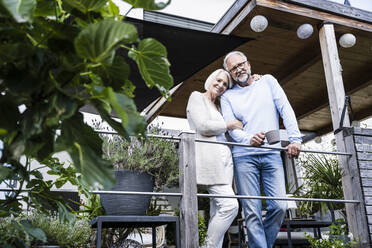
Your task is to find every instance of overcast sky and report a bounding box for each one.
[113,0,234,23]
[329,0,372,11]
[114,0,372,22]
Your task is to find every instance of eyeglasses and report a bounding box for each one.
[229,61,247,73]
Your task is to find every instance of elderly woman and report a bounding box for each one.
[186,69,242,248]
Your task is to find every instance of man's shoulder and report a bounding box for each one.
[261,74,277,82]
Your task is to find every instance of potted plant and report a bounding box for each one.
[294,154,345,219]
[100,126,179,216]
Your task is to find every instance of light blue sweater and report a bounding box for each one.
[220,74,302,157]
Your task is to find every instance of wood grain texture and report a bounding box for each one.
[283,0,372,24]
[320,25,370,246]
[257,0,372,32]
[178,132,199,247]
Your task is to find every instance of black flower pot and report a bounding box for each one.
[100,170,154,215]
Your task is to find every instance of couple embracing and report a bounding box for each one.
[186,51,302,248]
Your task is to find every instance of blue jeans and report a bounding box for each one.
[234,153,287,248]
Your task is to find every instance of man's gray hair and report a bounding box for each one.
[223,51,248,71]
[204,69,232,91]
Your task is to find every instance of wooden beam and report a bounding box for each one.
[296,69,372,120]
[218,0,257,35]
[257,0,372,32]
[141,83,183,123]
[211,0,253,34]
[178,132,199,247]
[275,44,321,87]
[284,0,372,24]
[319,22,370,247]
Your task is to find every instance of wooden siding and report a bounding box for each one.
[354,128,372,243]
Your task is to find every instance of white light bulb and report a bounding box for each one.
[250,15,268,32]
[297,24,313,39]
[339,33,356,48]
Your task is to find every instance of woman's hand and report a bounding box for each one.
[247,74,261,85]
[227,120,243,130]
[252,74,261,81]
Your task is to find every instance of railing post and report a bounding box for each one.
[178,131,199,247]
[319,22,370,247]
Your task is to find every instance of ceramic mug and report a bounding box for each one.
[265,130,280,145]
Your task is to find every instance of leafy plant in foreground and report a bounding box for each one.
[0,0,173,214]
[0,0,173,246]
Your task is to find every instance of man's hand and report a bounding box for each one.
[286,142,301,158]
[250,132,265,147]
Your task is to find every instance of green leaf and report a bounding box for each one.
[0,165,12,181]
[92,99,129,139]
[122,79,135,98]
[34,0,60,17]
[107,0,119,16]
[91,87,146,137]
[74,19,137,63]
[122,0,170,10]
[57,201,75,223]
[20,219,47,242]
[0,0,36,22]
[36,19,80,41]
[104,87,129,125]
[0,128,7,135]
[21,105,45,138]
[54,93,78,120]
[0,96,19,132]
[30,169,43,179]
[64,0,107,13]
[55,112,115,189]
[100,56,131,90]
[0,43,34,62]
[128,38,173,97]
[0,209,9,217]
[100,0,120,18]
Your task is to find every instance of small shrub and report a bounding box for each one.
[30,212,92,247]
[306,219,356,248]
[102,125,179,191]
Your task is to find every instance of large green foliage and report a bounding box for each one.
[0,0,173,225]
[295,154,345,216]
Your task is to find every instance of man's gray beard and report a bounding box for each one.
[237,73,250,85]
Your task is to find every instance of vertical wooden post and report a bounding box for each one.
[179,131,199,247]
[319,22,370,247]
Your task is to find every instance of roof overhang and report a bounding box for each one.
[156,0,372,137]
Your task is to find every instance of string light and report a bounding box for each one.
[297,24,313,39]
[339,33,356,48]
[250,15,268,32]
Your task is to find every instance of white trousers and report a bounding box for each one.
[205,146,239,248]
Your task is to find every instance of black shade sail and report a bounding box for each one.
[81,17,252,114]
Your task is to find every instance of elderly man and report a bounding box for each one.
[220,51,302,248]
